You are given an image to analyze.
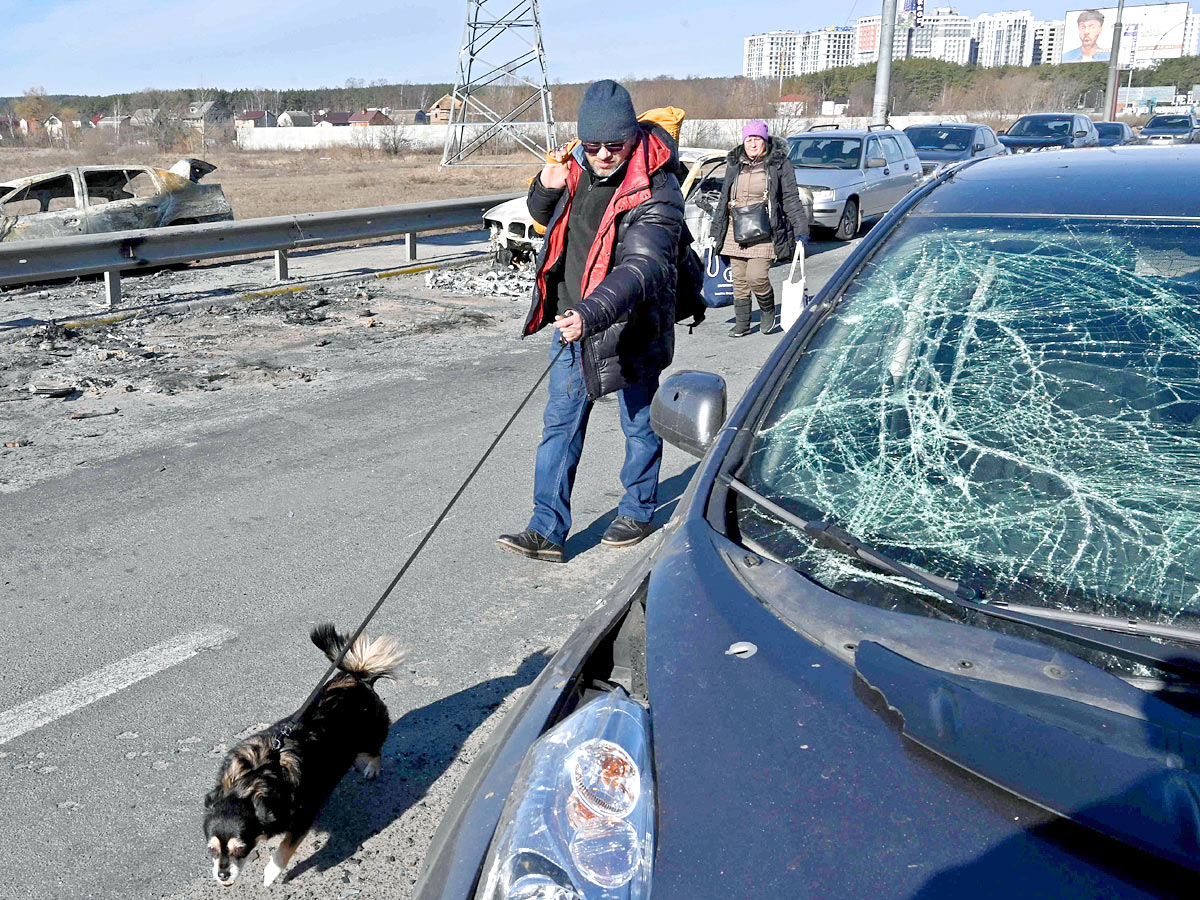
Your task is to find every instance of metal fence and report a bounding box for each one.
[0,192,521,305]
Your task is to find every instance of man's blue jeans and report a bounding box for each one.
[527,337,662,546]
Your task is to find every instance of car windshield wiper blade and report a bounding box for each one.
[727,477,1200,678]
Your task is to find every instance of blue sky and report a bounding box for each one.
[0,1,1104,95]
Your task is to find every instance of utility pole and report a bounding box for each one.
[1101,0,1127,120]
[873,0,899,124]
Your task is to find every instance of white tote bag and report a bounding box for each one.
[779,242,807,333]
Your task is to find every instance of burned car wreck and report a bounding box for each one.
[0,158,233,242]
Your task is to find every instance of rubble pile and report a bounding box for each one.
[425,264,533,299]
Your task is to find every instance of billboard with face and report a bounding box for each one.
[1063,3,1190,64]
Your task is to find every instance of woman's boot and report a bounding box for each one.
[757,291,778,335]
[729,294,752,337]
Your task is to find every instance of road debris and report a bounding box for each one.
[68,408,120,420]
[424,265,533,299]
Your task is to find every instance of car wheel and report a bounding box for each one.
[834,198,859,242]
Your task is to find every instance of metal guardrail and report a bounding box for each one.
[0,192,522,305]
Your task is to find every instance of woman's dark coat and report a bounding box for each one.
[709,136,810,261]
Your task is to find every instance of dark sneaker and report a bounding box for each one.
[601,515,654,547]
[496,528,564,563]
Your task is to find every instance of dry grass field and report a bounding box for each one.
[0,146,539,220]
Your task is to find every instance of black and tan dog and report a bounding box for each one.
[202,624,405,886]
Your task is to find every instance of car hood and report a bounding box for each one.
[791,166,863,191]
[914,148,971,162]
[483,195,530,223]
[1140,127,1188,136]
[643,520,1184,898]
[999,135,1069,149]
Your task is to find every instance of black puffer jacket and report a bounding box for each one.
[709,136,809,261]
[523,123,684,400]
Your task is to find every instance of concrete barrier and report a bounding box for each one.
[235,115,970,153]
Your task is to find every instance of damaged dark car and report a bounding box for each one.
[415,147,1200,899]
[0,158,233,242]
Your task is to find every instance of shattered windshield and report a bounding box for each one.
[740,215,1200,627]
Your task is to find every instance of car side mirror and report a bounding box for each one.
[650,371,727,459]
[973,143,985,154]
[1074,130,1088,138]
[997,129,1007,135]
[866,156,887,168]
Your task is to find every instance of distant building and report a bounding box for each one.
[776,93,813,116]
[183,100,227,130]
[349,109,394,126]
[1032,19,1065,66]
[743,30,798,78]
[96,114,132,130]
[314,111,353,126]
[854,11,908,65]
[426,93,464,123]
[972,10,1034,68]
[1186,10,1200,56]
[130,108,160,129]
[277,110,314,127]
[906,8,972,65]
[796,27,856,74]
[234,110,276,128]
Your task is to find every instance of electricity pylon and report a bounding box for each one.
[441,0,556,167]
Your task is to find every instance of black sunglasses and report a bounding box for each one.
[580,139,631,154]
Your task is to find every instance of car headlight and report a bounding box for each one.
[811,189,836,203]
[475,690,654,900]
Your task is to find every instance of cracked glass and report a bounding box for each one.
[740,214,1200,628]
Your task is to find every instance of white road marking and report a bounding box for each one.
[0,627,237,745]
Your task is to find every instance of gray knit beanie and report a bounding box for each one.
[577,80,639,143]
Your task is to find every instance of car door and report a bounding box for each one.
[879,134,918,207]
[82,167,164,234]
[860,136,890,217]
[0,172,84,241]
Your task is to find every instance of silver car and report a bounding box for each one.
[788,126,923,241]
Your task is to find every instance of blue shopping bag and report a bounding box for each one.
[701,246,735,308]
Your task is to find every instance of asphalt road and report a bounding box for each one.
[0,234,860,900]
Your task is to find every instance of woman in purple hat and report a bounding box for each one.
[708,119,810,336]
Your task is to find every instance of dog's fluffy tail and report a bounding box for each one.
[311,623,406,684]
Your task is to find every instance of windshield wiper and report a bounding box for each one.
[728,477,1200,678]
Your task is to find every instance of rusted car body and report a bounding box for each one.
[0,158,233,242]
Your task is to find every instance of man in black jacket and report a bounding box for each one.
[497,79,685,563]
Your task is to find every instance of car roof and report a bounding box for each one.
[790,129,900,138]
[915,147,1200,218]
[904,123,983,129]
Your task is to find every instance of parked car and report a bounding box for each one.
[0,158,233,242]
[415,146,1200,900]
[902,122,1008,178]
[1135,113,1200,144]
[1094,121,1137,146]
[787,124,922,241]
[999,113,1100,152]
[482,147,729,265]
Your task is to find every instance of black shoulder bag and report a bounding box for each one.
[730,165,772,247]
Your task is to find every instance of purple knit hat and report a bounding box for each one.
[742,120,769,141]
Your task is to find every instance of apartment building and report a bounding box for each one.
[971,10,1035,67]
[796,27,856,74]
[1031,19,1065,65]
[907,8,972,65]
[744,31,798,78]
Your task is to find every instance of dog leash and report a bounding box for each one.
[274,340,569,745]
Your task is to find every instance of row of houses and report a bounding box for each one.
[0,93,469,141]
